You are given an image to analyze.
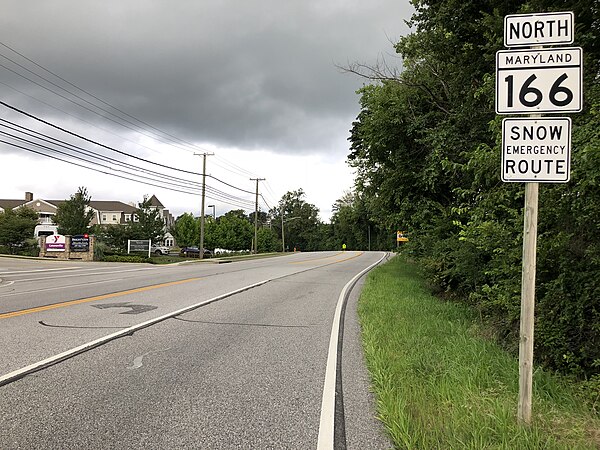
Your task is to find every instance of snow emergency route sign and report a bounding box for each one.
[496,47,582,114]
[502,117,571,183]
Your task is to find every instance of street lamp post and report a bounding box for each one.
[207,204,215,219]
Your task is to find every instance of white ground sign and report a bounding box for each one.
[502,117,571,182]
[504,12,574,47]
[496,47,582,114]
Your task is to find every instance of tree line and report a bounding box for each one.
[0,186,396,256]
[346,0,599,379]
[171,188,395,253]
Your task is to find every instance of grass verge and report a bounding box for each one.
[358,255,600,449]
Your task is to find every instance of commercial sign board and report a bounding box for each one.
[45,234,66,252]
[128,240,150,252]
[127,239,152,257]
[502,117,571,182]
[70,235,90,252]
[496,47,582,114]
[504,12,574,47]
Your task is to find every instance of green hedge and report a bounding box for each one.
[101,255,149,263]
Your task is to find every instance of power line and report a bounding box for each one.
[0,122,255,209]
[0,100,257,197]
[0,43,287,209]
[0,45,203,153]
[2,139,255,210]
[0,41,272,185]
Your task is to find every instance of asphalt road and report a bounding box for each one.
[0,252,391,449]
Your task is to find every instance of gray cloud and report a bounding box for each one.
[0,0,411,157]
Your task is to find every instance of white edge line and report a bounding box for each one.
[316,252,387,450]
[0,279,270,387]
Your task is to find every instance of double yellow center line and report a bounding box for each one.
[2,252,367,320]
[0,277,202,320]
[289,251,363,265]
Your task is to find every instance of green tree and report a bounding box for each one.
[54,187,95,235]
[212,210,253,250]
[131,197,165,243]
[347,0,600,377]
[171,213,199,247]
[257,227,280,253]
[0,207,38,253]
[92,224,135,253]
[270,189,321,251]
[330,190,386,251]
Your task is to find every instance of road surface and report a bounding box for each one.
[0,251,391,449]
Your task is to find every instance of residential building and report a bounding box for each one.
[0,192,175,246]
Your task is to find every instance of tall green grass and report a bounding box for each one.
[358,256,600,449]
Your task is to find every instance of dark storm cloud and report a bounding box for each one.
[0,0,411,155]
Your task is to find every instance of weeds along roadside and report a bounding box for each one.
[358,255,600,449]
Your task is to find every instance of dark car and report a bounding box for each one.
[179,247,212,258]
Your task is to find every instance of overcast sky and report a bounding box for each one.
[0,1,413,221]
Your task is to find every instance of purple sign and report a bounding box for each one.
[46,235,66,252]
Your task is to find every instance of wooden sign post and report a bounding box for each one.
[518,181,538,423]
[497,11,580,424]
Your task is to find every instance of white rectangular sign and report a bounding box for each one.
[502,117,571,183]
[504,12,574,47]
[496,47,582,114]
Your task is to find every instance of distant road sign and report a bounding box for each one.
[396,231,409,242]
[504,12,574,47]
[496,47,582,114]
[502,117,571,183]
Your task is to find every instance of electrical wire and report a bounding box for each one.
[0,49,199,154]
[0,119,255,205]
[0,100,258,197]
[0,43,290,210]
[0,41,273,184]
[0,120,255,209]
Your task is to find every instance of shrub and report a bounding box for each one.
[101,255,149,263]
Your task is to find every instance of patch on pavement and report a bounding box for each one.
[92,302,158,315]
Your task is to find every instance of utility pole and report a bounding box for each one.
[195,152,213,259]
[250,178,265,254]
[281,206,285,253]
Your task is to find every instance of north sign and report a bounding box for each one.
[502,117,571,183]
[504,12,574,47]
[496,47,582,114]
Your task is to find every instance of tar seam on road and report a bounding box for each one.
[316,252,388,450]
[173,317,314,328]
[334,277,349,450]
[38,320,124,330]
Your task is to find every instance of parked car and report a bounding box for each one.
[179,247,212,257]
[151,244,170,256]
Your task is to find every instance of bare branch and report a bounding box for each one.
[337,56,452,116]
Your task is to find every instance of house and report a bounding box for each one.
[0,192,175,246]
[145,195,175,247]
